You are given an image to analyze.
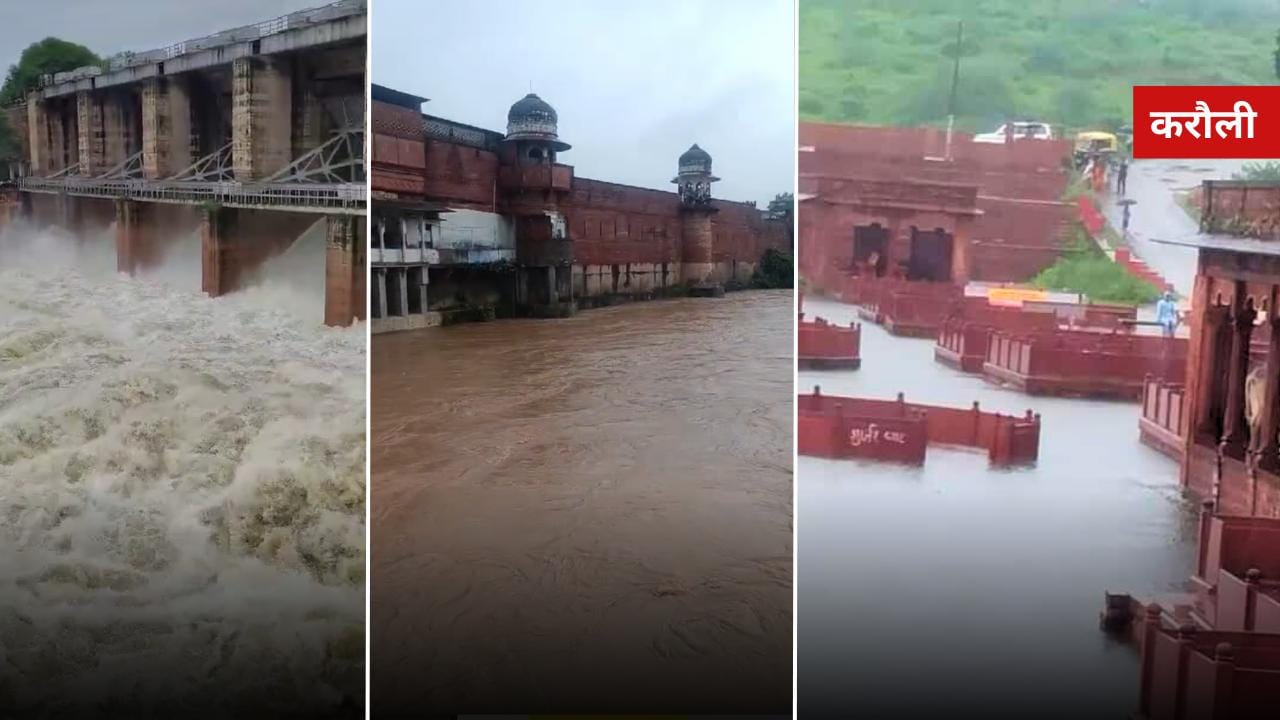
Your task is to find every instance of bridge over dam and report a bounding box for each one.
[1,0,367,326]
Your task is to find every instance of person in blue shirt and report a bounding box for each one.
[1156,290,1179,337]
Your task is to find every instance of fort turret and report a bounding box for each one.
[504,93,571,165]
[674,143,721,294]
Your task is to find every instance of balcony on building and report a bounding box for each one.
[371,198,448,266]
[498,163,573,193]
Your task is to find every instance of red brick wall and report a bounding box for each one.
[711,200,790,263]
[800,122,1072,284]
[371,100,426,196]
[377,98,791,270]
[561,178,683,266]
[422,138,499,210]
[970,198,1072,281]
[561,178,789,267]
[1202,182,1280,237]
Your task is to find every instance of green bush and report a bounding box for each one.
[752,248,795,289]
[1031,236,1161,305]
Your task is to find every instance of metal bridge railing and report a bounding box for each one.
[18,177,365,215]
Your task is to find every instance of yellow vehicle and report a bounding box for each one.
[1073,131,1118,167]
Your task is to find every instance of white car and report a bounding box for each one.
[973,121,1054,143]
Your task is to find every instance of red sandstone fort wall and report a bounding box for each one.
[372,101,427,197]
[372,97,789,272]
[971,198,1071,281]
[799,122,1073,284]
[561,177,788,268]
[712,200,791,265]
[562,178,683,266]
[421,138,499,211]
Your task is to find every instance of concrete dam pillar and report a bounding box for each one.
[76,91,105,175]
[26,93,49,175]
[232,56,293,180]
[141,77,192,179]
[115,200,162,275]
[202,206,320,298]
[324,215,367,327]
[201,206,237,297]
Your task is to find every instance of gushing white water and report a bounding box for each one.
[0,219,364,715]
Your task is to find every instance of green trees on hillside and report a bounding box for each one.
[801,0,1279,132]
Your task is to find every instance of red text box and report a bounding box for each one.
[1132,85,1280,159]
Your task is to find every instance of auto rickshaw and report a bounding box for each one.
[1073,131,1118,169]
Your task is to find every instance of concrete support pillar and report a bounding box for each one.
[101,91,131,170]
[76,91,104,175]
[114,200,162,275]
[324,215,366,327]
[46,103,67,173]
[292,80,326,158]
[232,56,293,180]
[26,94,49,175]
[141,77,192,179]
[397,268,410,318]
[373,269,387,320]
[201,206,235,297]
[60,193,85,235]
[0,191,18,235]
[680,208,717,287]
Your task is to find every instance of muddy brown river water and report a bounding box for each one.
[370,290,793,715]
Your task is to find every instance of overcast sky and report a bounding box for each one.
[0,0,323,77]
[373,0,795,207]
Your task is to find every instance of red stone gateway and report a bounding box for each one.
[796,386,1040,466]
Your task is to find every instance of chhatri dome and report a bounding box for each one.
[504,93,570,151]
[677,143,714,176]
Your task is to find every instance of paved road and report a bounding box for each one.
[1101,159,1250,297]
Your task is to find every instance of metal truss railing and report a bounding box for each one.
[169,142,234,182]
[101,151,143,180]
[48,162,81,178]
[19,177,364,215]
[264,128,364,184]
[22,130,366,214]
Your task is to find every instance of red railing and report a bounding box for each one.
[935,308,1059,374]
[984,329,1187,398]
[798,313,861,369]
[1136,623,1280,719]
[797,386,1040,466]
[1139,375,1185,459]
[1077,194,1104,236]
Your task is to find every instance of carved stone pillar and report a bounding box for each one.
[1220,296,1256,459]
[1255,316,1280,472]
[1196,305,1229,440]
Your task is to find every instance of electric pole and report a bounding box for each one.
[945,19,963,161]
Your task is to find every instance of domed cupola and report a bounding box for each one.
[673,143,719,207]
[504,93,571,164]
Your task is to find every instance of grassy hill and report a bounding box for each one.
[800,0,1280,134]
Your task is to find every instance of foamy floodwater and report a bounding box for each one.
[0,220,365,715]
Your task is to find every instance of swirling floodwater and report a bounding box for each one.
[371,290,794,715]
[0,220,365,717]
